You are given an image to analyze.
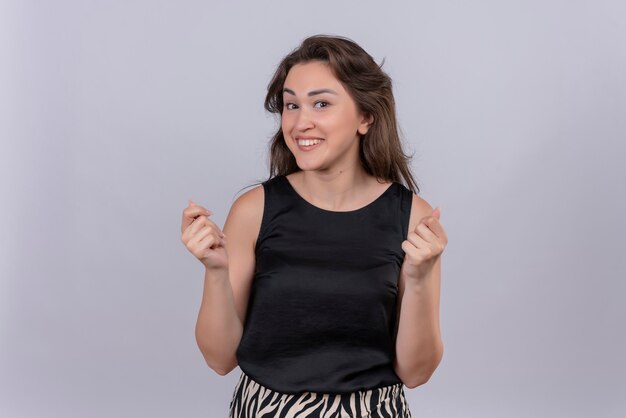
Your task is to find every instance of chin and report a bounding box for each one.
[295,163,317,172]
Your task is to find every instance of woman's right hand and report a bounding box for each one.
[181,199,228,271]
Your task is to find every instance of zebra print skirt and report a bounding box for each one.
[228,370,412,418]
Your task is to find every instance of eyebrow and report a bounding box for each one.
[282,88,338,96]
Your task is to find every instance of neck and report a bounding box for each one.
[297,167,371,210]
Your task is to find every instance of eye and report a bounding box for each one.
[284,102,298,110]
[314,101,329,108]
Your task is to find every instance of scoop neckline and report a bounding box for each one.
[281,175,397,214]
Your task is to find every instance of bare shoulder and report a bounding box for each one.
[231,183,264,214]
[407,193,434,236]
[224,183,265,248]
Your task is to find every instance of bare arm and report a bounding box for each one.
[195,268,243,375]
[192,185,264,375]
[393,194,445,388]
[394,257,443,387]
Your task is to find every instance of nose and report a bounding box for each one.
[295,107,315,132]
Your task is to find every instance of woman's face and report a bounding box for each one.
[281,60,372,173]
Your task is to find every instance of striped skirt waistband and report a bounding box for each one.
[228,370,412,418]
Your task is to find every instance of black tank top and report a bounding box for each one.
[236,174,413,394]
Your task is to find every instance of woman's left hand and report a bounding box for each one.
[400,207,448,282]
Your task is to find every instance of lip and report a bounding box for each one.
[295,137,324,152]
[295,136,324,140]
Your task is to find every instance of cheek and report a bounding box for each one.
[324,116,353,139]
[281,115,293,135]
[325,108,355,132]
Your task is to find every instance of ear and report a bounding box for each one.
[357,112,374,135]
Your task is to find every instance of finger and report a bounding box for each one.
[417,222,447,254]
[181,207,213,232]
[184,205,212,218]
[406,230,428,249]
[183,215,211,240]
[401,239,415,256]
[198,231,225,249]
[194,221,226,241]
[191,215,218,236]
[415,222,438,243]
[401,239,428,260]
[196,232,218,250]
[188,216,226,242]
[190,224,214,245]
[423,217,447,242]
[192,226,226,250]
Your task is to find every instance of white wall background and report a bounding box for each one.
[1,0,625,417]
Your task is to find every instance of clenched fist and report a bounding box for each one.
[181,199,228,271]
[400,207,448,282]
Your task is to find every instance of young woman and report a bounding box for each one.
[181,34,448,418]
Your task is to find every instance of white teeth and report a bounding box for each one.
[297,139,323,146]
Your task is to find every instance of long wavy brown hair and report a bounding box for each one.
[237,34,419,197]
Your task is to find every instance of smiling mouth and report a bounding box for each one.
[295,138,324,151]
[296,138,323,145]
